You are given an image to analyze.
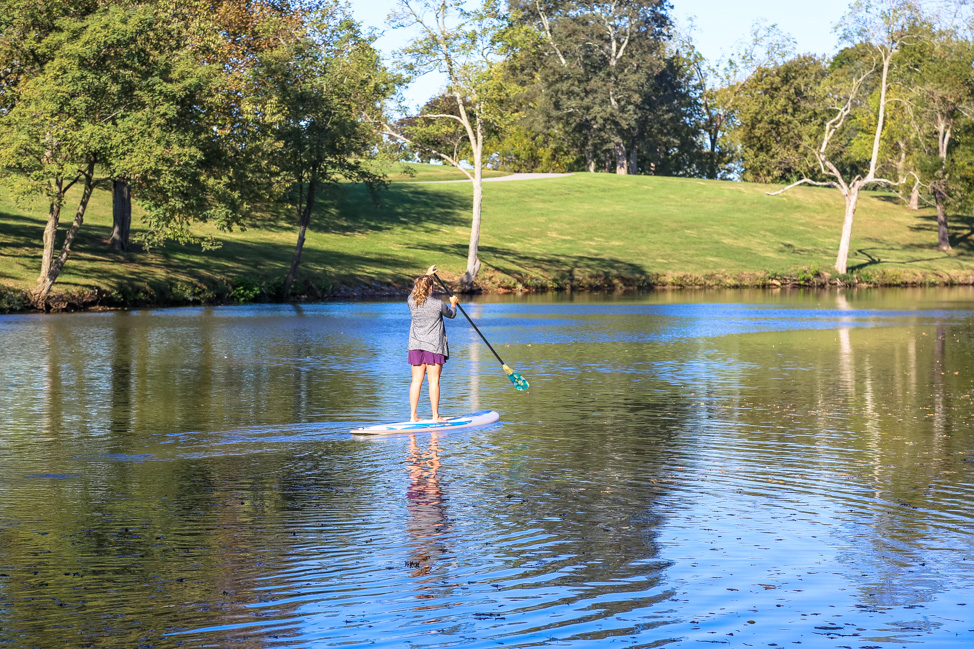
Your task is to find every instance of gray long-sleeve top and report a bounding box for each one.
[407,294,457,357]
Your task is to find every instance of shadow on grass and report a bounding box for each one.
[0,210,142,282]
[869,194,906,206]
[2,193,444,291]
[417,240,650,285]
[307,183,470,236]
[905,212,974,252]
[847,249,884,272]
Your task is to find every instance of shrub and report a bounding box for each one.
[0,285,25,313]
[229,277,261,303]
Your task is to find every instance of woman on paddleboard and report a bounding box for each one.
[408,265,459,422]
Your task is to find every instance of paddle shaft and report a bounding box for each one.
[431,273,506,366]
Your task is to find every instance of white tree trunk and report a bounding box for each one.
[834,189,859,274]
[909,180,920,210]
[462,144,483,289]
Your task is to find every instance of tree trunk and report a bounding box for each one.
[32,164,96,307]
[110,177,132,252]
[834,49,891,276]
[908,179,920,210]
[834,188,859,275]
[462,146,483,291]
[933,118,952,251]
[614,141,627,175]
[283,177,316,298]
[628,139,638,175]
[708,129,719,180]
[584,134,596,172]
[933,184,951,251]
[38,177,65,284]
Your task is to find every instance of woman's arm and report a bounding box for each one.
[442,295,458,319]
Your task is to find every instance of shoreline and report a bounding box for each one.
[5,267,974,314]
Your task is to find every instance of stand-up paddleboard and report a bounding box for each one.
[351,409,499,435]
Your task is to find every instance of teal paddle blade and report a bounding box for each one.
[503,364,530,391]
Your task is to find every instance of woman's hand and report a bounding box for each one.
[426,265,437,276]
[449,295,459,307]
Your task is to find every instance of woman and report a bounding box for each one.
[407,265,459,422]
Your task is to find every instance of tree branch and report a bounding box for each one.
[535,1,567,67]
[418,112,466,124]
[766,178,838,195]
[380,121,474,181]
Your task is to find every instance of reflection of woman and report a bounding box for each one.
[407,265,459,422]
[406,433,449,584]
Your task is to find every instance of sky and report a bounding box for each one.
[348,0,854,108]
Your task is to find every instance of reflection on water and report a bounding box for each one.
[1,289,974,647]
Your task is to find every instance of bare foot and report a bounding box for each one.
[431,415,447,423]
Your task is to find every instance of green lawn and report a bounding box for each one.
[2,166,972,310]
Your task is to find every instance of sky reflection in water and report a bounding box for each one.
[1,288,973,647]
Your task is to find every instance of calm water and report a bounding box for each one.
[1,289,973,648]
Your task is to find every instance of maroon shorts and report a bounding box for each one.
[408,350,447,366]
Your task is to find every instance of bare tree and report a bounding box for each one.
[382,0,512,290]
[768,0,919,274]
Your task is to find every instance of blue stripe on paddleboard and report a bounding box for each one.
[352,410,498,434]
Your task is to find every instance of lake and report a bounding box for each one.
[1,288,973,647]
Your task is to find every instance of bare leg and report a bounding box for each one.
[427,363,446,422]
[410,363,427,421]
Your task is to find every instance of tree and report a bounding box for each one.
[0,0,302,306]
[634,50,705,176]
[681,20,796,179]
[904,20,974,250]
[768,0,920,274]
[131,0,304,250]
[516,0,672,174]
[250,3,393,297]
[383,0,515,290]
[735,55,829,183]
[0,3,226,306]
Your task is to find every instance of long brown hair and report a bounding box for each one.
[412,275,433,306]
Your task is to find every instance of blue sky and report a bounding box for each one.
[349,0,853,108]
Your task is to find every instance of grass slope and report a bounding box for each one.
[1,166,972,310]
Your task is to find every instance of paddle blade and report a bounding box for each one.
[502,364,530,391]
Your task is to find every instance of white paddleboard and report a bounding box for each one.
[351,409,499,435]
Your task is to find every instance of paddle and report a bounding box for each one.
[432,273,530,391]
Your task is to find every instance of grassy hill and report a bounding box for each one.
[2,164,973,311]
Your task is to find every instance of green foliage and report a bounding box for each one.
[795,264,822,284]
[229,277,261,303]
[388,0,516,169]
[510,0,678,173]
[0,284,25,313]
[169,281,216,304]
[903,28,974,221]
[682,19,797,179]
[736,56,828,183]
[249,2,394,294]
[639,52,708,177]
[0,1,284,303]
[488,123,581,172]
